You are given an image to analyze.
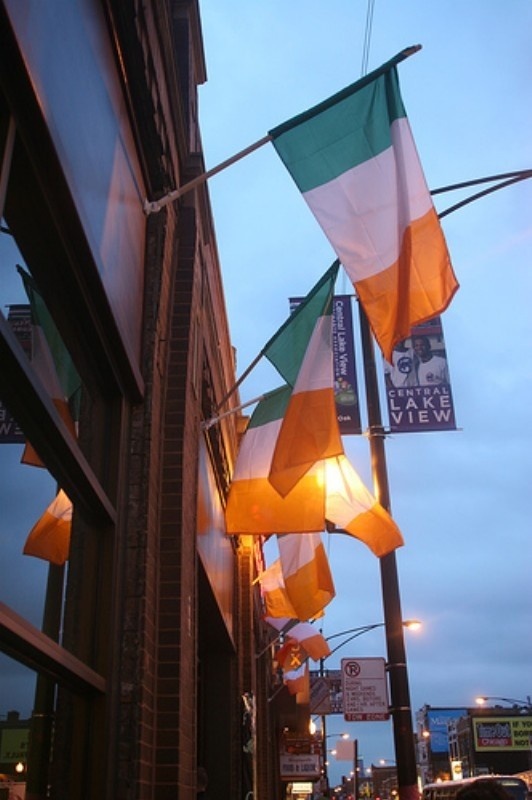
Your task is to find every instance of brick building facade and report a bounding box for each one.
[0,2,286,798]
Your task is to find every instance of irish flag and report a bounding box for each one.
[225,386,326,535]
[325,456,404,557]
[259,533,335,622]
[277,533,335,621]
[225,389,402,556]
[269,52,458,362]
[264,261,343,497]
[267,617,330,661]
[259,559,299,620]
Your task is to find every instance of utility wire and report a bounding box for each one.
[361,0,376,76]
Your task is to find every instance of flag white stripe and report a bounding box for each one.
[303,118,431,281]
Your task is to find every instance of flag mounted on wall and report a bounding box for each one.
[224,385,403,556]
[269,48,458,362]
[264,262,343,496]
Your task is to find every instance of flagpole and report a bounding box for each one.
[214,353,264,413]
[143,134,272,214]
[202,393,265,430]
[143,45,423,216]
[357,302,418,800]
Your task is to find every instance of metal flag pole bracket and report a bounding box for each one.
[143,135,272,214]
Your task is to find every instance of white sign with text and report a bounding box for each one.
[341,657,390,721]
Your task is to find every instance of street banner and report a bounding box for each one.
[0,304,31,443]
[341,657,390,721]
[290,294,361,434]
[382,315,456,433]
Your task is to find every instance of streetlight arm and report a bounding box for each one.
[323,620,420,660]
[325,623,384,643]
[326,627,383,659]
[476,695,532,708]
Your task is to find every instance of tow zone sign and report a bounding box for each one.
[341,657,390,721]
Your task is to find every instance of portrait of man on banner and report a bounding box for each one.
[383,316,457,433]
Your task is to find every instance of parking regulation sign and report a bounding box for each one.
[341,657,390,721]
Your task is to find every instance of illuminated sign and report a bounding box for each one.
[473,716,532,751]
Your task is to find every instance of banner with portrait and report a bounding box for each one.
[383,316,457,433]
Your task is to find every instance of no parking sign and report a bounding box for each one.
[341,657,390,721]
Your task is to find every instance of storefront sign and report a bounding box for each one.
[473,716,532,751]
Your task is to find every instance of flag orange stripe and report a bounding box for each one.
[283,541,335,621]
[356,208,459,361]
[269,388,342,497]
[22,398,77,467]
[226,473,325,534]
[343,503,404,557]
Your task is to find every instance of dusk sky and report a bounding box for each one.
[196,0,532,780]
[1,0,531,786]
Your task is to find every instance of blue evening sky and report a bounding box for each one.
[197,0,532,780]
[0,1,530,785]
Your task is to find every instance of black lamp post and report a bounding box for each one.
[358,305,419,800]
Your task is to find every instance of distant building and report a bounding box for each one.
[0,711,29,781]
[416,704,532,783]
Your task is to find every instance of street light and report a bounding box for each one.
[324,619,421,659]
[319,733,350,790]
[315,619,421,798]
[475,695,532,709]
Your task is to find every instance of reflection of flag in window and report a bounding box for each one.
[18,266,80,467]
[23,489,72,565]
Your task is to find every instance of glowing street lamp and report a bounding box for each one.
[315,619,421,796]
[324,619,421,658]
[475,695,532,709]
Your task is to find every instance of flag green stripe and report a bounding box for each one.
[262,260,339,386]
[18,266,81,402]
[270,68,405,193]
[248,385,292,429]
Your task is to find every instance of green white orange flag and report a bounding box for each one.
[277,533,335,620]
[259,560,299,620]
[269,51,458,362]
[325,455,404,557]
[259,533,334,622]
[225,389,402,556]
[225,386,326,535]
[267,617,330,661]
[276,642,309,697]
[263,261,343,496]
[23,489,72,565]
